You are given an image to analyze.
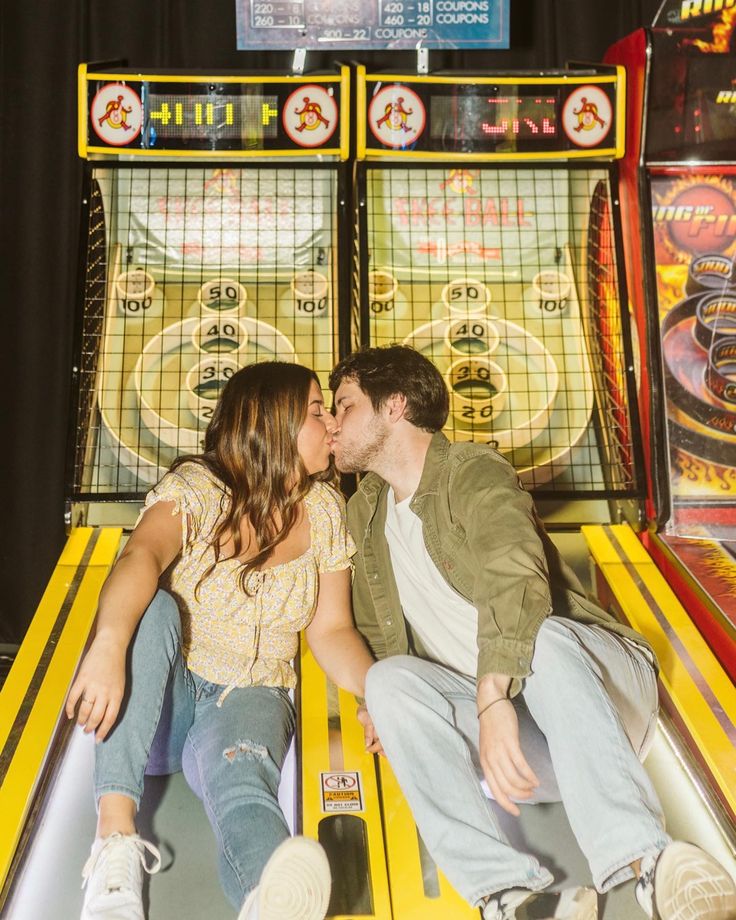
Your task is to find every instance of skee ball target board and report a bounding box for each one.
[69,66,350,500]
[354,69,644,498]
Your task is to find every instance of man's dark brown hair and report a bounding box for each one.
[329,345,449,433]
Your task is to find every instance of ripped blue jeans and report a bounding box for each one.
[95,590,295,910]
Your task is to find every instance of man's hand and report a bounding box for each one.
[478,699,539,816]
[356,704,385,756]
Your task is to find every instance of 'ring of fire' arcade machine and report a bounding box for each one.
[0,63,355,918]
[604,0,736,850]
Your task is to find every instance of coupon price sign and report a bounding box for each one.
[235,0,509,50]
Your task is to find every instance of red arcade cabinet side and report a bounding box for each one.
[606,1,736,680]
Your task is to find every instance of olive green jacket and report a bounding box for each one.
[347,432,655,695]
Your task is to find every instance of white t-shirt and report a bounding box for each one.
[384,488,478,678]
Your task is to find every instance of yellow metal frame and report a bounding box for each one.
[582,523,736,816]
[299,642,392,919]
[356,65,626,161]
[4,531,476,915]
[0,527,122,898]
[78,64,350,160]
[299,637,480,917]
[379,758,480,918]
[77,63,89,158]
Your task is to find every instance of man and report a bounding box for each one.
[328,345,736,920]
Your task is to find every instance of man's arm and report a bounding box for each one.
[346,492,390,662]
[452,452,553,694]
[451,453,552,813]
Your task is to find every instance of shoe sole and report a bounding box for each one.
[517,886,598,920]
[653,841,736,920]
[563,886,598,920]
[255,837,331,920]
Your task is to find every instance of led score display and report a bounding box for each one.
[86,77,343,153]
[366,79,616,154]
[146,94,280,139]
[431,95,558,140]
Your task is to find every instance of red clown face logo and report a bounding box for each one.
[90,83,143,146]
[368,85,425,148]
[440,169,479,196]
[562,86,612,149]
[283,85,338,148]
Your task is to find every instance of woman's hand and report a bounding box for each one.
[66,635,127,742]
[357,704,385,756]
[478,699,539,816]
[64,500,184,742]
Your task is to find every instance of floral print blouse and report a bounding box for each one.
[141,462,354,696]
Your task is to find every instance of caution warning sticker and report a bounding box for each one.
[320,771,363,813]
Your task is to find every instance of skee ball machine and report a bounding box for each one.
[607,7,736,680]
[70,66,350,505]
[353,64,650,918]
[0,63,355,917]
[353,63,736,910]
[355,65,641,505]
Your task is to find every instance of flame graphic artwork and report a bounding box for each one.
[683,8,736,52]
[652,176,736,263]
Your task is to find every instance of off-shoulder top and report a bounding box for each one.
[141,462,354,697]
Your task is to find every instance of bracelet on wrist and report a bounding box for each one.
[477,696,510,719]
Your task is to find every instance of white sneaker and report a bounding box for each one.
[635,841,736,919]
[80,832,161,920]
[483,885,598,920]
[238,836,331,920]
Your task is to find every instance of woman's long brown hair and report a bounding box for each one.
[171,361,332,594]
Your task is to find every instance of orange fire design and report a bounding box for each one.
[683,9,736,53]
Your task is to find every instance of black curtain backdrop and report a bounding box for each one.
[0,0,660,642]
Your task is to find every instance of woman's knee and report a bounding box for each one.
[135,589,182,644]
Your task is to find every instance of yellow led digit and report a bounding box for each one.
[174,102,183,125]
[191,101,223,125]
[262,101,278,126]
[149,102,171,125]
[225,102,234,125]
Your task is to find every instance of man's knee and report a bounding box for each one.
[529,617,580,679]
[534,617,579,658]
[364,655,416,712]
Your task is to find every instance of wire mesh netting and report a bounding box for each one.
[70,161,640,502]
[71,165,341,498]
[360,165,640,496]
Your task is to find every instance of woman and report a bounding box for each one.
[66,361,374,920]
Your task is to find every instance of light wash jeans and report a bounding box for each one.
[95,590,295,910]
[364,616,671,909]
